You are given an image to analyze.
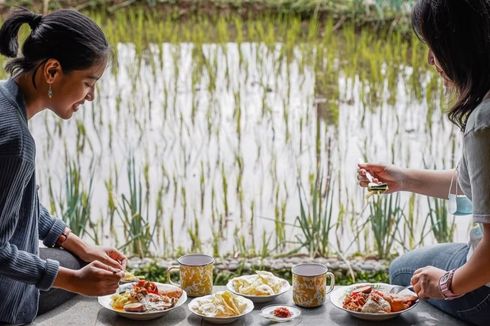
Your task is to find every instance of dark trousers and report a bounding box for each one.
[37,248,85,316]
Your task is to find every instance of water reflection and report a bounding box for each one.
[31,41,470,256]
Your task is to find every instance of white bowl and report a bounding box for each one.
[330,283,419,321]
[98,283,187,321]
[188,291,254,324]
[226,275,290,303]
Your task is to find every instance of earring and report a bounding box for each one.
[48,84,53,99]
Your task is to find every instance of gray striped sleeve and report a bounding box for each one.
[39,204,66,247]
[0,156,60,290]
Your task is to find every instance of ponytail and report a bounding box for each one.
[0,7,108,81]
[0,8,41,58]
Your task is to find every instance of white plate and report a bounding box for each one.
[226,275,290,303]
[260,305,301,323]
[98,282,187,321]
[330,283,419,321]
[188,291,254,324]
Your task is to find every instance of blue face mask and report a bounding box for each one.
[448,169,473,216]
[448,194,473,216]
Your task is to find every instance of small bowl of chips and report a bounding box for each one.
[227,271,290,303]
[188,290,254,324]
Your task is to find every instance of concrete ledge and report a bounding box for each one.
[34,286,468,326]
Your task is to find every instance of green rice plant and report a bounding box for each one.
[212,229,221,258]
[334,199,346,253]
[221,163,229,220]
[75,120,88,153]
[200,161,206,213]
[260,229,273,259]
[294,174,335,257]
[249,200,256,253]
[104,175,117,237]
[172,176,178,208]
[273,187,287,251]
[181,185,187,226]
[188,215,202,253]
[427,197,455,243]
[169,215,175,254]
[398,193,430,251]
[143,161,150,213]
[59,160,95,240]
[40,169,51,212]
[117,157,156,257]
[404,193,416,248]
[368,193,404,259]
[234,151,245,223]
[234,92,242,140]
[233,226,249,257]
[154,184,165,253]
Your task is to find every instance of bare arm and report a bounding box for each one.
[358,163,460,199]
[451,223,490,295]
[403,169,457,199]
[61,232,127,270]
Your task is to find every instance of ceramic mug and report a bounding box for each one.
[167,254,214,297]
[292,263,335,308]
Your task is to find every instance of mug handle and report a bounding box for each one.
[167,266,181,287]
[325,271,335,294]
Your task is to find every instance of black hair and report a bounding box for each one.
[0,7,109,87]
[412,0,490,131]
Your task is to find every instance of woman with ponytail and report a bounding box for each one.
[0,8,127,324]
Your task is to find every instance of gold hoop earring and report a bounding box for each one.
[48,84,53,99]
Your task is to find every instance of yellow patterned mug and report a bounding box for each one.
[292,263,335,308]
[167,254,214,297]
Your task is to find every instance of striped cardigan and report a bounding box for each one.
[0,79,66,324]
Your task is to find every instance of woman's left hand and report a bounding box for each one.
[80,246,127,271]
[410,266,445,299]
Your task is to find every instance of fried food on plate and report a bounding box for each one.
[231,271,285,296]
[191,291,249,317]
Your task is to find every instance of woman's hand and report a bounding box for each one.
[357,163,407,193]
[79,246,127,270]
[54,261,124,296]
[410,266,445,299]
[61,233,126,270]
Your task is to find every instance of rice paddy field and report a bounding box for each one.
[0,5,471,259]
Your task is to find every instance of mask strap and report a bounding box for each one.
[449,168,459,198]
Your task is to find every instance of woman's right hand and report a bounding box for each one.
[54,260,123,296]
[357,163,407,193]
